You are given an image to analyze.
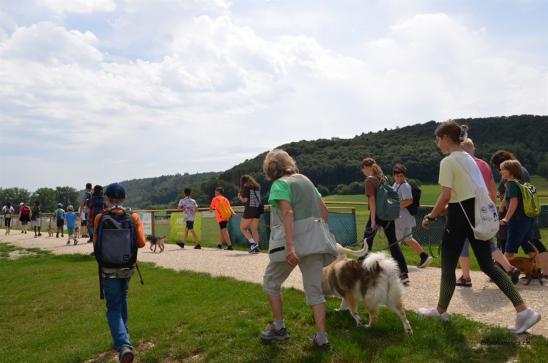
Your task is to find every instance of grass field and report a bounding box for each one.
[1,245,546,363]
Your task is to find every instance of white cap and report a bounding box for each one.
[20,202,24,206]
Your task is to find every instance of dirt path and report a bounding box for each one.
[2,231,546,337]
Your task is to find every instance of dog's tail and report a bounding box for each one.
[336,241,369,258]
[527,241,540,260]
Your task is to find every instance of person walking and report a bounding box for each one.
[456,139,520,287]
[238,174,264,253]
[260,149,337,351]
[209,187,234,250]
[418,120,540,334]
[19,202,31,234]
[31,200,42,237]
[361,158,410,285]
[176,188,201,249]
[2,202,15,235]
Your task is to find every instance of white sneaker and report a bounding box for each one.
[511,309,541,334]
[418,307,449,322]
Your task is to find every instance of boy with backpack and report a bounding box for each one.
[93,183,145,363]
[176,188,201,249]
[54,203,65,238]
[209,187,234,250]
[392,164,433,268]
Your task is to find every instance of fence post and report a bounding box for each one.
[151,211,156,237]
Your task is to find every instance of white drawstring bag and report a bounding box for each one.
[455,156,499,241]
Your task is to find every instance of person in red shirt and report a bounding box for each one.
[209,187,234,250]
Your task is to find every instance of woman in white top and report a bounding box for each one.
[418,120,540,334]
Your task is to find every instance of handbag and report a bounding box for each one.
[268,216,338,263]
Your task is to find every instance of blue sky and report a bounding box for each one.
[1,0,547,190]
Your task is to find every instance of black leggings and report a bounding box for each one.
[364,216,408,274]
[438,198,523,309]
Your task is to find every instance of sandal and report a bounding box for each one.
[455,275,472,287]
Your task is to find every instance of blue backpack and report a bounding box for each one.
[370,177,400,221]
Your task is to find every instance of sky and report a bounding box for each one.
[1,0,547,191]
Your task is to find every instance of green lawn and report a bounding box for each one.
[1,245,546,363]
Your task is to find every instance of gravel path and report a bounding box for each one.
[2,232,546,337]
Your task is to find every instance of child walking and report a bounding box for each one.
[176,188,201,249]
[65,205,78,245]
[209,187,234,250]
[238,175,264,253]
[55,203,65,238]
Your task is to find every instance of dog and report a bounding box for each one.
[322,242,413,335]
[508,243,544,286]
[146,235,165,253]
[47,219,54,237]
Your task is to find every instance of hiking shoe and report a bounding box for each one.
[418,255,433,268]
[176,242,185,249]
[66,240,71,245]
[119,346,134,363]
[400,273,410,286]
[455,276,472,287]
[310,336,333,353]
[74,240,78,245]
[194,244,202,249]
[38,233,42,236]
[418,307,449,322]
[226,245,234,251]
[511,308,541,334]
[509,268,521,285]
[217,244,222,249]
[260,324,289,341]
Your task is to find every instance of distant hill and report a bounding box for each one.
[118,115,548,208]
[219,115,548,196]
[121,172,220,209]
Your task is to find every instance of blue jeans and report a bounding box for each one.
[103,277,132,352]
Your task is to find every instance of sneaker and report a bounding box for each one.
[310,336,333,353]
[249,244,260,254]
[418,255,433,268]
[176,242,185,249]
[217,244,222,249]
[511,309,541,334]
[455,276,472,287]
[194,244,202,249]
[73,240,78,245]
[38,233,42,236]
[260,324,289,341]
[509,268,521,285]
[119,346,134,363]
[418,307,449,322]
[226,245,233,251]
[400,273,410,286]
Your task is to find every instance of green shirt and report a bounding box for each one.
[268,178,322,209]
[505,181,525,219]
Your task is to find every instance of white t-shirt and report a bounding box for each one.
[178,197,198,221]
[393,181,416,229]
[439,151,486,203]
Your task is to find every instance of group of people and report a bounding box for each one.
[2,120,546,361]
[1,201,40,236]
[175,176,265,254]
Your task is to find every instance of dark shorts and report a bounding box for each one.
[81,220,88,227]
[243,207,262,219]
[56,219,64,228]
[20,215,30,224]
[505,216,534,254]
[4,218,11,227]
[218,221,228,229]
[186,221,194,230]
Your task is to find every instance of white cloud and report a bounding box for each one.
[0,3,547,190]
[37,0,117,14]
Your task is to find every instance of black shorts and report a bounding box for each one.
[243,207,262,219]
[20,215,30,224]
[81,220,88,227]
[218,221,228,229]
[4,218,11,227]
[186,221,194,230]
[56,219,64,228]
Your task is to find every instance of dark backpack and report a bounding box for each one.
[370,176,400,221]
[407,183,422,216]
[94,209,138,269]
[88,195,105,224]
